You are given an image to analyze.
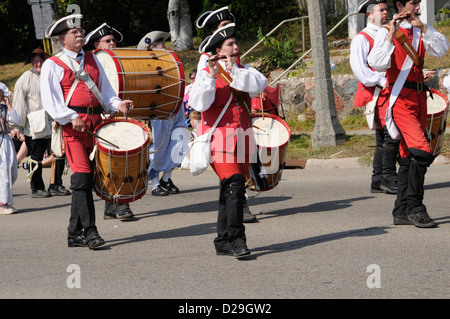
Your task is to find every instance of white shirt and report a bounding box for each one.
[349,22,386,88]
[40,48,122,125]
[367,21,449,72]
[189,61,268,112]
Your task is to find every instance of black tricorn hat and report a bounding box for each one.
[25,48,50,65]
[196,6,235,29]
[84,23,123,46]
[356,0,387,14]
[199,23,236,54]
[45,14,84,38]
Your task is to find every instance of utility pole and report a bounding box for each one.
[307,0,346,147]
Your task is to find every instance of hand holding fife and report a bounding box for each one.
[208,55,220,79]
[118,100,134,114]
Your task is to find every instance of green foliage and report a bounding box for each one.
[256,28,301,71]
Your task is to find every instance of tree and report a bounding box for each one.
[306,0,345,147]
[167,0,193,51]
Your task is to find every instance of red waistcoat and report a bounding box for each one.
[50,52,101,108]
[200,66,253,153]
[354,31,377,108]
[385,27,425,85]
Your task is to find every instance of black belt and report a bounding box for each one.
[389,81,430,93]
[68,105,102,115]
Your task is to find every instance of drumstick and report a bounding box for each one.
[253,125,266,132]
[86,130,120,149]
[125,97,130,121]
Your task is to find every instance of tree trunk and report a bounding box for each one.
[306,0,346,147]
[167,0,193,51]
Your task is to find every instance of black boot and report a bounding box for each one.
[49,156,70,196]
[371,146,383,193]
[214,180,233,256]
[68,173,105,249]
[223,174,250,258]
[379,145,398,194]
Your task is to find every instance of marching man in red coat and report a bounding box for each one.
[368,0,449,227]
[40,14,134,249]
[350,0,399,194]
[189,23,268,258]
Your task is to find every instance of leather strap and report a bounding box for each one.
[383,25,424,68]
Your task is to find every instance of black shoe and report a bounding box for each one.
[380,178,397,194]
[216,249,234,256]
[407,211,437,228]
[370,180,384,193]
[243,211,257,223]
[393,215,415,225]
[86,235,105,250]
[152,185,169,196]
[48,185,71,196]
[104,206,134,220]
[68,234,88,247]
[233,246,251,259]
[32,189,51,198]
[159,178,179,194]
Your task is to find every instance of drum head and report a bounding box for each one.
[427,88,449,115]
[252,115,291,148]
[96,120,148,151]
[96,50,121,94]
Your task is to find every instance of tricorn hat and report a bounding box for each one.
[137,31,170,49]
[196,6,235,30]
[84,22,123,46]
[356,0,387,14]
[199,23,236,54]
[45,14,84,38]
[25,48,50,65]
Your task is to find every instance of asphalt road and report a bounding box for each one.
[1,159,449,302]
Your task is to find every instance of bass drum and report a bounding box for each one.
[246,114,291,191]
[95,48,185,120]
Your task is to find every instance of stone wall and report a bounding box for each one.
[276,68,450,121]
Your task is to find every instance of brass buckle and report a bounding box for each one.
[86,105,94,115]
[417,82,423,92]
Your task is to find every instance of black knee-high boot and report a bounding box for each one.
[68,172,104,249]
[214,179,232,254]
[221,174,250,257]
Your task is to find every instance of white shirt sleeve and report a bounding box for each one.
[421,24,449,58]
[188,69,217,112]
[197,53,209,73]
[350,33,386,88]
[40,59,79,125]
[7,108,21,125]
[367,27,394,73]
[229,63,268,98]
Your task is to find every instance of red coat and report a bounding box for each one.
[199,67,254,154]
[51,52,103,173]
[354,31,377,108]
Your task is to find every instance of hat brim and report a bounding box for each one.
[200,23,236,54]
[84,22,123,45]
[137,31,170,49]
[196,6,235,29]
[25,49,50,65]
[45,14,84,38]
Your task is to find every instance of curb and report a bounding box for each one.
[302,155,450,169]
